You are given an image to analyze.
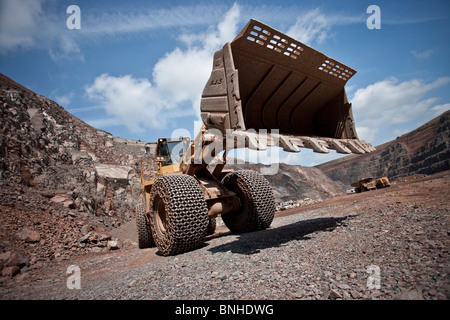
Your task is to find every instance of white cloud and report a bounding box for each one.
[286,8,330,45]
[411,49,434,59]
[0,2,361,61]
[68,105,103,113]
[355,126,376,143]
[0,1,230,60]
[82,4,224,37]
[86,73,174,133]
[0,0,84,61]
[48,34,84,62]
[351,77,450,143]
[85,4,242,133]
[86,117,125,130]
[152,3,241,120]
[392,128,410,139]
[53,91,74,106]
[151,47,212,114]
[286,8,364,46]
[0,0,44,52]
[430,103,450,117]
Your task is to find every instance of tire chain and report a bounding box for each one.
[135,202,155,248]
[149,175,209,256]
[222,170,275,233]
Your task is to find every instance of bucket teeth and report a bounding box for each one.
[327,140,352,154]
[223,130,374,154]
[346,140,366,154]
[306,138,330,154]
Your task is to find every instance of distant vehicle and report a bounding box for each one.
[350,177,390,193]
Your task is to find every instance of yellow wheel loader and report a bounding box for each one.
[136,20,375,256]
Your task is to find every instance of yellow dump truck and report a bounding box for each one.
[351,177,391,193]
[136,19,375,255]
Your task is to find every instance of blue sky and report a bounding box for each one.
[1,0,449,166]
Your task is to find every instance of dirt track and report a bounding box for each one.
[1,171,449,300]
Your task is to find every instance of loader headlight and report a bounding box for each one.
[156,156,166,162]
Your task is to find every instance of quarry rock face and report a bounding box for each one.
[0,73,150,274]
[0,73,147,223]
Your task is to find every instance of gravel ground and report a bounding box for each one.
[1,172,449,300]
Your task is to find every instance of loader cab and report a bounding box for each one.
[155,137,190,167]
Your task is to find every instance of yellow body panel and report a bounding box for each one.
[160,164,181,174]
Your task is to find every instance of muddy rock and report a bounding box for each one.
[5,252,30,269]
[16,229,40,243]
[107,240,119,250]
[1,266,20,278]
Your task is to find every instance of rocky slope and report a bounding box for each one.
[316,110,450,186]
[0,73,151,274]
[0,73,148,222]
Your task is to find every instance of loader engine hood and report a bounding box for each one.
[200,19,375,155]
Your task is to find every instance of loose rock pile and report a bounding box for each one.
[0,180,133,282]
[277,198,320,211]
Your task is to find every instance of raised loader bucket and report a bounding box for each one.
[201,19,375,155]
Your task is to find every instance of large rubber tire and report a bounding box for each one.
[149,175,209,256]
[206,217,216,236]
[135,202,155,249]
[221,170,275,233]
